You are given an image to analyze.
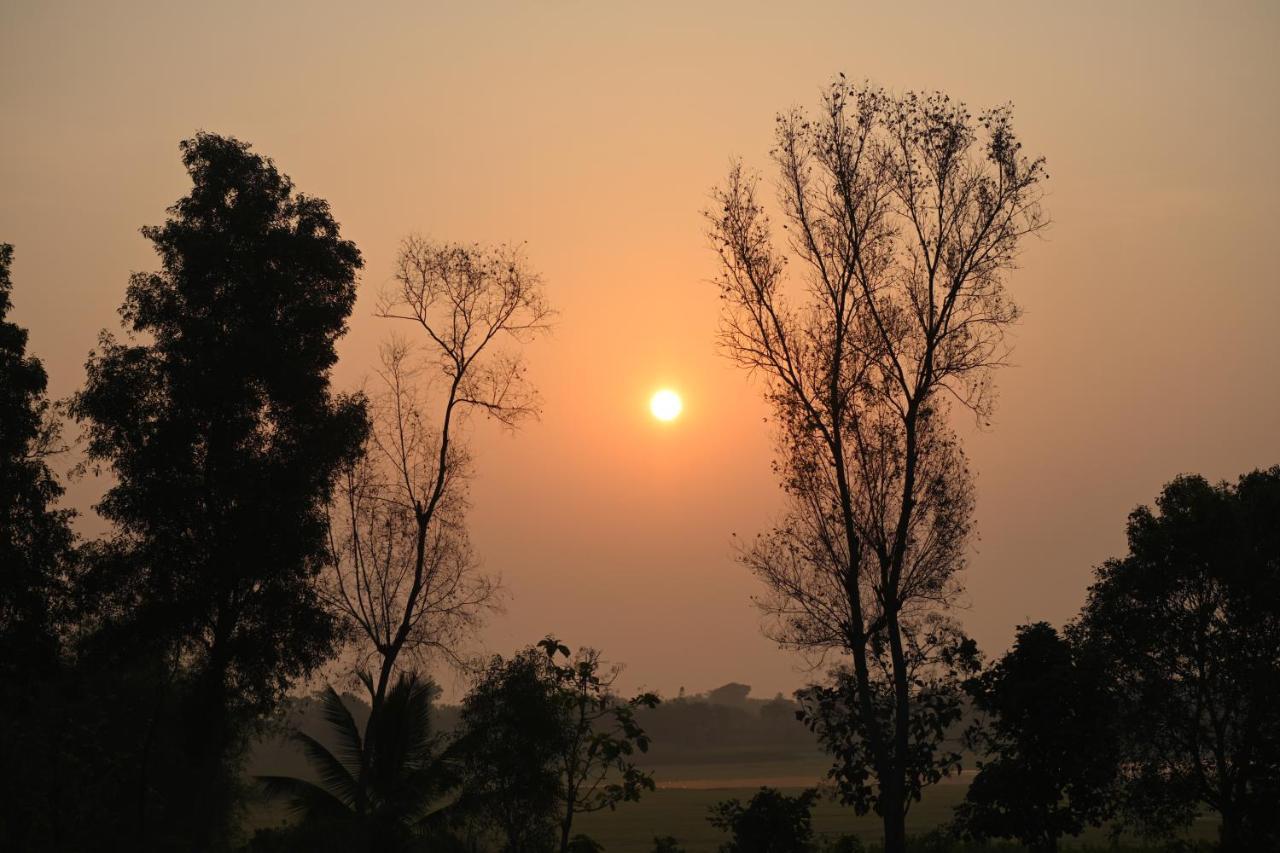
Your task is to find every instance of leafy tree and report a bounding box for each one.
[538,637,660,853]
[651,837,686,853]
[955,622,1118,851]
[798,621,979,817]
[0,243,76,848]
[257,673,456,852]
[71,132,368,848]
[455,646,566,851]
[708,786,819,853]
[708,80,1046,852]
[0,242,72,681]
[1078,469,1280,851]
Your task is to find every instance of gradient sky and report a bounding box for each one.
[3,1,1278,701]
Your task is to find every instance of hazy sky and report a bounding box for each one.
[3,1,1278,700]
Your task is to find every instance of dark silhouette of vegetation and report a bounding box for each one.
[708,786,819,852]
[324,236,550,732]
[955,622,1118,851]
[539,637,661,852]
[447,639,657,852]
[709,79,1046,853]
[256,673,455,852]
[798,629,979,816]
[455,645,569,850]
[0,243,76,848]
[70,132,368,849]
[1077,470,1280,851]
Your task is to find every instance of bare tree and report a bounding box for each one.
[324,236,553,720]
[709,80,1046,852]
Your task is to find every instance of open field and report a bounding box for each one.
[242,755,1223,851]
[572,784,1221,852]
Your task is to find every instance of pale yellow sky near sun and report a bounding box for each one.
[2,1,1278,700]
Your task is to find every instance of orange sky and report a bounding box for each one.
[3,1,1278,701]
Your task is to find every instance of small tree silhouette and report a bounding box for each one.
[257,672,456,851]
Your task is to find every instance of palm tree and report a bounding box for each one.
[257,672,458,851]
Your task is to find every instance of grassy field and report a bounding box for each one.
[243,756,1224,851]
[573,783,1222,852]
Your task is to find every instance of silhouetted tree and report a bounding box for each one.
[538,637,660,853]
[1078,470,1280,851]
[455,646,566,851]
[708,786,819,853]
[325,236,550,738]
[797,620,978,819]
[257,673,456,852]
[71,133,368,849]
[0,242,72,683]
[955,622,1117,851]
[709,79,1046,852]
[0,243,76,848]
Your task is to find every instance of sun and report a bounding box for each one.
[649,389,683,422]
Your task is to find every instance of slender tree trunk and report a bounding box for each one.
[559,802,575,853]
[1219,801,1243,853]
[883,603,912,853]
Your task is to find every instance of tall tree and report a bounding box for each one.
[955,622,1118,852]
[324,237,550,729]
[0,242,72,683]
[0,243,76,848]
[709,80,1046,852]
[1078,469,1280,851]
[72,133,368,849]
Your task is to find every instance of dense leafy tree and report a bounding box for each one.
[257,673,456,852]
[0,242,72,684]
[708,786,819,853]
[955,622,1118,851]
[0,243,76,848]
[71,132,368,848]
[1078,470,1280,851]
[454,646,566,851]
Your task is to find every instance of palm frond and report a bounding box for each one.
[256,774,352,822]
[292,730,361,809]
[318,684,366,772]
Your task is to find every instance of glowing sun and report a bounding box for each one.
[649,389,683,422]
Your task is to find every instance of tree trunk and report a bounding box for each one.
[882,604,912,853]
[1219,801,1243,852]
[882,802,907,853]
[559,803,575,853]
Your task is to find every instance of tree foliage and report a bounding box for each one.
[0,242,72,681]
[71,132,368,847]
[539,637,660,852]
[955,622,1118,851]
[0,243,77,849]
[709,78,1046,852]
[257,673,456,852]
[455,645,566,851]
[798,620,978,816]
[708,786,819,853]
[1078,469,1280,851]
